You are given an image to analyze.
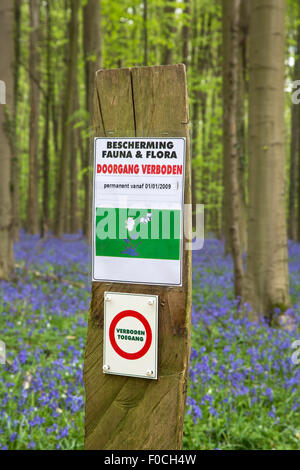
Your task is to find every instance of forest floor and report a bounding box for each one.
[0,233,299,450]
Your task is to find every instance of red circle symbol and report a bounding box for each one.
[109,310,152,360]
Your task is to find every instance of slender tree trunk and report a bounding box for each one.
[52,101,59,157]
[222,0,248,255]
[190,8,211,230]
[0,0,15,279]
[54,0,79,237]
[222,0,243,299]
[236,0,249,252]
[60,0,72,236]
[181,0,190,67]
[28,0,40,234]
[289,16,300,240]
[198,12,211,234]
[191,101,199,227]
[69,80,79,234]
[143,0,148,65]
[190,0,200,227]
[190,8,212,229]
[161,2,176,65]
[200,91,208,229]
[69,143,79,233]
[64,178,70,234]
[11,0,22,241]
[243,0,290,321]
[83,0,101,120]
[41,0,52,237]
[83,0,101,238]
[222,4,231,252]
[206,91,220,235]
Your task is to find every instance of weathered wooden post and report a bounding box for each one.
[84,64,192,450]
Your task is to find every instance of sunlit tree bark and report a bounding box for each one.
[11,0,22,241]
[83,0,101,238]
[54,0,79,237]
[289,6,300,241]
[222,0,243,299]
[28,0,40,235]
[161,2,176,65]
[243,0,290,321]
[0,0,14,279]
[41,0,52,237]
[181,0,190,67]
[222,0,247,255]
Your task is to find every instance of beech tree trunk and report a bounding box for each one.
[161,2,176,65]
[222,0,243,299]
[190,0,199,227]
[190,6,210,228]
[243,0,290,321]
[0,0,15,279]
[69,80,79,234]
[289,11,300,240]
[54,0,79,237]
[41,0,51,236]
[83,0,101,238]
[28,0,40,235]
[83,0,101,120]
[236,0,249,252]
[222,0,247,255]
[191,100,199,228]
[181,0,190,67]
[143,0,148,65]
[11,0,22,241]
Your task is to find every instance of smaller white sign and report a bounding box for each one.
[103,292,158,379]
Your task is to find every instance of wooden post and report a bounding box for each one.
[84,64,192,450]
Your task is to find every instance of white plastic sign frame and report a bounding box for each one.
[103,292,158,380]
[92,137,186,286]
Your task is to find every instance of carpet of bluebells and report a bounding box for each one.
[0,233,299,450]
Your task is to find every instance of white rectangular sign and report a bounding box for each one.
[103,292,158,379]
[92,137,186,286]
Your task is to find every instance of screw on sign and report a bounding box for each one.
[102,293,158,381]
[109,310,152,360]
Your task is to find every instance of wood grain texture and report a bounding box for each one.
[84,64,192,450]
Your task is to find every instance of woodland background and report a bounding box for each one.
[1,0,300,318]
[0,0,298,237]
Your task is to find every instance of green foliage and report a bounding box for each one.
[14,0,299,235]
